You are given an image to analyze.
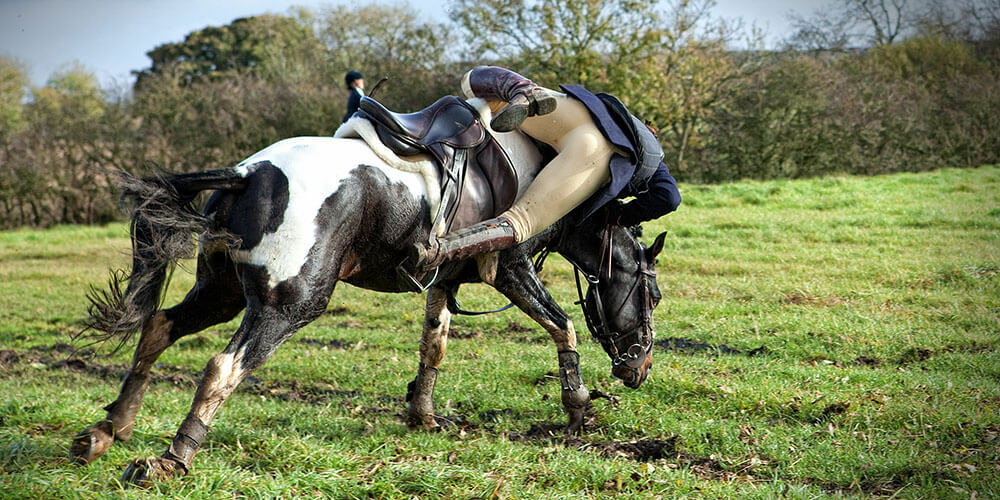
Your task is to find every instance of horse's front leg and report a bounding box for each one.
[492,253,590,434]
[406,286,452,430]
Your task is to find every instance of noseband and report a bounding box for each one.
[559,226,657,369]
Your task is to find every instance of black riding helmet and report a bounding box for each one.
[344,70,363,89]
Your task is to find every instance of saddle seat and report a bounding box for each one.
[355,96,519,236]
[359,96,484,162]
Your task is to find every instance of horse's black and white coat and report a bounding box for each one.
[71,104,665,486]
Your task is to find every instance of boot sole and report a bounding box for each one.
[531,94,557,116]
[491,105,528,132]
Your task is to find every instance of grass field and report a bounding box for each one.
[1,166,998,499]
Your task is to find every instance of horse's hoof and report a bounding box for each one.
[406,412,441,432]
[122,456,185,487]
[70,420,114,466]
[565,405,586,435]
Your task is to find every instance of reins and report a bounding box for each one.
[445,246,554,316]
[448,225,655,372]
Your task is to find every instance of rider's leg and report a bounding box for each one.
[460,66,557,132]
[499,98,614,239]
[408,95,613,271]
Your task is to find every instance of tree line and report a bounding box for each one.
[1,0,998,228]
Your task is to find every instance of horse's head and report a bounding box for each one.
[560,216,667,389]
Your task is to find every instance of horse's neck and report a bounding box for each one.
[548,216,635,276]
[492,129,545,202]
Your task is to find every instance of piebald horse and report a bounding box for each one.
[71,104,666,485]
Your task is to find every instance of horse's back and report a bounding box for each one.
[236,137,427,194]
[225,137,430,288]
[221,131,543,289]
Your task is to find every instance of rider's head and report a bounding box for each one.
[345,71,364,91]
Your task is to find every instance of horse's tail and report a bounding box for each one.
[82,169,246,350]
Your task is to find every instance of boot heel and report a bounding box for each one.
[530,90,557,116]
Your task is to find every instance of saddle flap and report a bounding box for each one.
[476,139,518,215]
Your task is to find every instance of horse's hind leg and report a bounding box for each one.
[72,250,243,465]
[121,287,333,485]
[406,286,452,430]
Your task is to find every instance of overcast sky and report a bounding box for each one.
[0,0,821,87]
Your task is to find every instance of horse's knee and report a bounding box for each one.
[419,289,451,368]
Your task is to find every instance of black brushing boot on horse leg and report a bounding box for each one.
[558,350,590,434]
[465,66,557,132]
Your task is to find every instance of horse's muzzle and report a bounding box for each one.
[612,349,652,389]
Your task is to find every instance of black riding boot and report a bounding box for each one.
[408,217,518,273]
[467,66,557,132]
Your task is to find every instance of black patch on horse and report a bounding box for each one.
[228,161,289,250]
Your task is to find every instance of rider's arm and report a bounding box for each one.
[617,161,681,227]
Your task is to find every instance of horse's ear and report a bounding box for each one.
[645,231,667,262]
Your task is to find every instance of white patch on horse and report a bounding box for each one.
[231,137,428,287]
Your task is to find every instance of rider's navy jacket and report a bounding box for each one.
[560,84,681,226]
[343,88,363,123]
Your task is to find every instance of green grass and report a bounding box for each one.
[1,166,998,499]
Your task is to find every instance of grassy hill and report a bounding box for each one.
[1,166,997,499]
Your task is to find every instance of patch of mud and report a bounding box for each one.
[478,408,516,423]
[821,401,850,418]
[807,472,911,496]
[332,319,366,329]
[568,436,679,462]
[507,321,533,333]
[448,326,484,339]
[299,338,354,349]
[323,306,351,316]
[897,347,934,364]
[656,337,768,356]
[447,322,545,343]
[240,378,361,404]
[852,355,883,367]
[781,292,845,307]
[512,421,565,440]
[0,344,195,387]
[509,422,677,462]
[431,414,475,432]
[0,350,19,366]
[892,342,996,366]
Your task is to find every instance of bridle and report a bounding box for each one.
[545,225,657,370]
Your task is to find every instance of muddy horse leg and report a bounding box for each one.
[406,286,452,430]
[120,288,330,486]
[72,252,243,466]
[493,254,591,434]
